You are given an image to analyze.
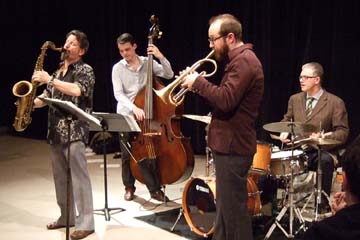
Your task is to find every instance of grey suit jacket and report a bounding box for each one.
[282,90,349,149]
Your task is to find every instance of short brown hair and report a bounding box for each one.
[209,13,242,42]
[116,33,136,45]
[66,29,89,53]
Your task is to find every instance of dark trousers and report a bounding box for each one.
[306,150,335,197]
[119,133,161,193]
[212,152,254,240]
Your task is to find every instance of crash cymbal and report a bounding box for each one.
[310,138,341,146]
[182,114,211,124]
[263,122,317,134]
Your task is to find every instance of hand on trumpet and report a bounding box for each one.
[32,70,51,85]
[181,68,200,91]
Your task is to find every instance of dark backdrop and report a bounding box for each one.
[1,0,360,154]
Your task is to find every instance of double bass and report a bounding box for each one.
[130,16,194,185]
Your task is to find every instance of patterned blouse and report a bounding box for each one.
[43,59,95,145]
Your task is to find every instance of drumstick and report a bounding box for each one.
[291,132,333,145]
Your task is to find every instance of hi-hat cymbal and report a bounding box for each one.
[182,114,211,124]
[263,122,317,134]
[310,138,341,146]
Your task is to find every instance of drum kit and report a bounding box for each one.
[172,116,341,239]
[262,121,341,239]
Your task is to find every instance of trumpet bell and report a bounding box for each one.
[154,50,217,106]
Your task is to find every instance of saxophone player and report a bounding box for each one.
[32,30,95,240]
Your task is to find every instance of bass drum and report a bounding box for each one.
[182,177,261,237]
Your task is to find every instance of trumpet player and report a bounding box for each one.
[32,30,95,240]
[181,14,264,240]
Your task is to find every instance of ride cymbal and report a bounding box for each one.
[310,138,341,146]
[263,122,317,134]
[182,114,211,124]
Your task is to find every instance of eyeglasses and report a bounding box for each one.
[299,75,317,80]
[208,35,225,44]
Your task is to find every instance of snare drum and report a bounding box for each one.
[182,177,261,237]
[270,150,306,178]
[249,142,272,175]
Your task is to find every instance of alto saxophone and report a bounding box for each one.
[12,41,62,132]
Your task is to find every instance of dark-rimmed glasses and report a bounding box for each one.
[299,75,317,81]
[208,35,225,44]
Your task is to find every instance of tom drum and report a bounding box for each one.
[249,142,272,175]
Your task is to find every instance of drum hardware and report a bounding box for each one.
[205,145,214,177]
[264,121,307,239]
[182,113,214,177]
[300,137,341,222]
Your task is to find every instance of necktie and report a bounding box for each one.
[306,97,315,117]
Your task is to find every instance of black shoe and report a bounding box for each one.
[150,190,169,202]
[113,152,122,159]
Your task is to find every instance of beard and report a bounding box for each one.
[214,44,229,62]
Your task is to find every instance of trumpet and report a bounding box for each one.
[154,50,217,106]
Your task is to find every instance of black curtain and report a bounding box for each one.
[1,0,359,154]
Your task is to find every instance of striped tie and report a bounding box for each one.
[306,97,315,117]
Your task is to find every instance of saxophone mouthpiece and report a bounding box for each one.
[60,48,69,61]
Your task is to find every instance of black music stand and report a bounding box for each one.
[39,97,102,240]
[90,112,140,221]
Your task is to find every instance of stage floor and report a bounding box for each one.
[1,134,334,239]
[0,134,214,240]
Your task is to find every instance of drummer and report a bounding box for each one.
[278,62,349,210]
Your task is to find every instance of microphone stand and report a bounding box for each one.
[39,98,75,240]
[65,116,72,240]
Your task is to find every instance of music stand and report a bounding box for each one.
[90,112,140,221]
[39,97,102,240]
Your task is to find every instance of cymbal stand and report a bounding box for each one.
[300,141,331,221]
[205,125,214,177]
[265,122,307,239]
[172,124,213,232]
